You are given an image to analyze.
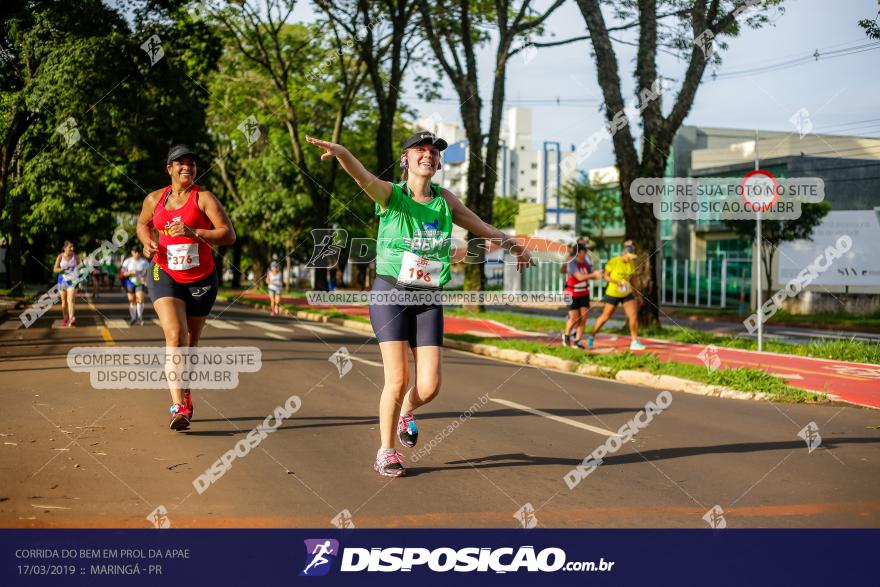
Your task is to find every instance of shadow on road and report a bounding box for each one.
[403,437,880,476]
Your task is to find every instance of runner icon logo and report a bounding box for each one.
[513,503,538,529]
[331,509,355,529]
[146,505,171,529]
[56,117,81,147]
[140,34,164,66]
[797,421,822,453]
[329,347,352,378]
[789,107,813,138]
[697,344,721,372]
[300,539,339,577]
[703,505,727,529]
[307,229,346,269]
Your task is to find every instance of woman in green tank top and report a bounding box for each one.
[307,131,533,477]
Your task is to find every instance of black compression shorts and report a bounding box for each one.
[148,260,218,317]
[368,276,443,348]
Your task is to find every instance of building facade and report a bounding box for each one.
[417,108,577,227]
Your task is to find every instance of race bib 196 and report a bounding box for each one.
[398,251,440,288]
[167,243,200,271]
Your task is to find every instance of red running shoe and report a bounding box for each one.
[169,403,191,431]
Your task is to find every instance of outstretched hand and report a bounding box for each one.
[516,248,535,272]
[306,136,346,160]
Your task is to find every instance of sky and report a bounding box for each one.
[295,0,880,170]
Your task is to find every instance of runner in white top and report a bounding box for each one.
[53,241,79,327]
[121,247,149,325]
[265,261,283,316]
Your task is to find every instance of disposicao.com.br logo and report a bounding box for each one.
[300,541,613,575]
[300,539,340,577]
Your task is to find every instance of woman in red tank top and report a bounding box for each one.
[136,145,236,431]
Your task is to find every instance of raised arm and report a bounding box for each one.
[306,136,392,207]
[441,189,534,272]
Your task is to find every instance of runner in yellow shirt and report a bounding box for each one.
[588,240,646,351]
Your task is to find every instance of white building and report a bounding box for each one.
[416,108,577,228]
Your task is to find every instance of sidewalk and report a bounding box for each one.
[235,291,880,409]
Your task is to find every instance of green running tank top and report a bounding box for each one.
[375,182,453,288]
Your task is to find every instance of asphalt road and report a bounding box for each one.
[1,292,879,528]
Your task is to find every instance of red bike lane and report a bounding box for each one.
[240,293,880,409]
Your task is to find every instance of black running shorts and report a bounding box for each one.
[148,260,218,317]
[603,293,635,306]
[567,295,590,311]
[369,276,443,348]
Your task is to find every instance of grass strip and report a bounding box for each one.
[446,333,826,404]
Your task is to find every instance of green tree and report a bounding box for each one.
[1,0,219,291]
[567,0,784,326]
[211,1,369,290]
[859,7,880,39]
[313,0,422,182]
[492,196,520,229]
[418,0,566,300]
[561,171,621,254]
[724,201,831,302]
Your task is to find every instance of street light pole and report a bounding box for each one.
[755,130,763,352]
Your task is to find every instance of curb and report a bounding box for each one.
[219,295,812,405]
[445,340,772,403]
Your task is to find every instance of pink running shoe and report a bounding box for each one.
[373,448,405,477]
[398,412,418,447]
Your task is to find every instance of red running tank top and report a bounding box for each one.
[151,185,215,283]
[565,259,592,298]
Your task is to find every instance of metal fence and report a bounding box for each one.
[510,256,753,309]
[661,257,752,309]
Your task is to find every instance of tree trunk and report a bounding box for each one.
[231,238,243,289]
[375,109,396,182]
[215,245,227,287]
[284,240,293,293]
[618,161,661,328]
[461,118,486,300]
[351,263,367,289]
[7,190,23,296]
[0,108,29,218]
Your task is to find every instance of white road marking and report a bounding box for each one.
[104,319,130,329]
[244,320,292,333]
[489,398,621,438]
[152,318,163,327]
[206,319,239,330]
[296,323,342,336]
[264,332,287,340]
[349,356,384,368]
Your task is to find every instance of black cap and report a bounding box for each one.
[166,144,197,165]
[402,131,448,151]
[575,243,589,253]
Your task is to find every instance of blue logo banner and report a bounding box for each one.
[1,529,875,586]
